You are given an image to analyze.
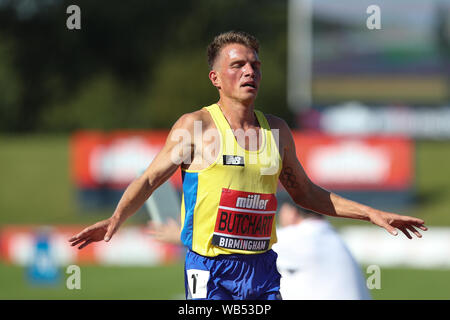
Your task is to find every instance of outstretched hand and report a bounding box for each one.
[369,210,427,239]
[68,217,122,249]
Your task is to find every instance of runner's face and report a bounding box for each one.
[213,43,261,103]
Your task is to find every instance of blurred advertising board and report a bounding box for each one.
[0,225,182,266]
[3,225,449,269]
[70,130,414,210]
[301,102,450,139]
[70,130,180,210]
[71,130,180,189]
[294,133,413,191]
[291,133,415,209]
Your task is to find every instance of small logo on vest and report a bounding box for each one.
[223,155,245,166]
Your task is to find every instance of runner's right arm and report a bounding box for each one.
[68,113,198,249]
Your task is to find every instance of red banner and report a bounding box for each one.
[293,133,413,190]
[70,130,181,189]
[70,131,413,192]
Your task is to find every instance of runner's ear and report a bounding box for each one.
[209,70,221,89]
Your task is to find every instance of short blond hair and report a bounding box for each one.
[207,31,259,70]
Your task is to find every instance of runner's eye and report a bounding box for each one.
[231,62,244,68]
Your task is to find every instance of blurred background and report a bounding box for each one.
[1,0,449,299]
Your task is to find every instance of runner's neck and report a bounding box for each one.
[216,101,258,130]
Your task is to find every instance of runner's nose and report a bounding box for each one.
[243,62,255,78]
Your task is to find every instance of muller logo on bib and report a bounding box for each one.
[236,194,269,210]
[212,188,277,252]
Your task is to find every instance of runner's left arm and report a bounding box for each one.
[273,117,427,239]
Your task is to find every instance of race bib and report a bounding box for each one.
[212,188,277,251]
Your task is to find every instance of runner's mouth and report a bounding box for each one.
[241,83,257,89]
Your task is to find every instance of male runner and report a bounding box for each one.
[69,31,427,300]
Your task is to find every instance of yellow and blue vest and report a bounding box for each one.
[180,104,282,257]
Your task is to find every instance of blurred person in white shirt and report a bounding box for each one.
[273,200,371,300]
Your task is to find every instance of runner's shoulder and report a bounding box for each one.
[263,114,295,153]
[171,108,212,132]
[264,114,291,133]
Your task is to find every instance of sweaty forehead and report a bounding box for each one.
[218,43,259,64]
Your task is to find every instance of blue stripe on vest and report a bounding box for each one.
[181,171,198,249]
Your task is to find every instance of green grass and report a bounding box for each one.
[328,140,450,229]
[410,140,450,226]
[0,134,145,226]
[365,266,450,300]
[0,262,185,300]
[1,263,449,300]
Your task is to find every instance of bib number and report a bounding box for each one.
[186,269,210,299]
